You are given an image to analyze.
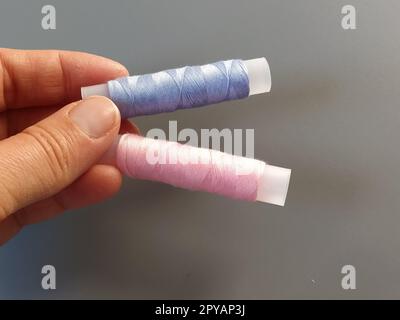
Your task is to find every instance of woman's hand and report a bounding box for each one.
[0,48,136,245]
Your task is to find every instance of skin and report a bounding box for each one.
[0,48,139,245]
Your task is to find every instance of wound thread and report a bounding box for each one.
[116,134,266,202]
[108,59,250,118]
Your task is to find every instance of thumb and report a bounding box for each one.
[0,96,120,222]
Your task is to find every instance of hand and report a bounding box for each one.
[0,48,137,245]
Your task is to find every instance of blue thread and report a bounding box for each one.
[107,59,249,118]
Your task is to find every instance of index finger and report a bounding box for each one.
[0,48,128,110]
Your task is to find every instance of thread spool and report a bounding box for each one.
[81,58,271,118]
[103,134,291,206]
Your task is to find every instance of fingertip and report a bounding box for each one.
[81,52,129,78]
[61,50,129,101]
[69,96,121,139]
[91,164,123,198]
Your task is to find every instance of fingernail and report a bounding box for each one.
[69,96,119,138]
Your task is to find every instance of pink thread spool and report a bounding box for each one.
[103,134,291,206]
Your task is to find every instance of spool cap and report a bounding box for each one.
[256,165,291,206]
[81,83,110,99]
[244,57,272,95]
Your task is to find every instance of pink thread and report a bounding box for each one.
[116,134,266,201]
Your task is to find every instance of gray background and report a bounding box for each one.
[0,0,399,299]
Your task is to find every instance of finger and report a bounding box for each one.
[0,48,128,110]
[0,109,140,141]
[0,164,122,245]
[1,106,59,139]
[18,164,122,224]
[119,119,141,135]
[0,96,120,223]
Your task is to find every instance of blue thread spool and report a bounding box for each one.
[81,58,271,118]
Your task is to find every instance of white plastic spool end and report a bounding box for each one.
[244,57,272,95]
[81,83,110,99]
[256,165,291,206]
